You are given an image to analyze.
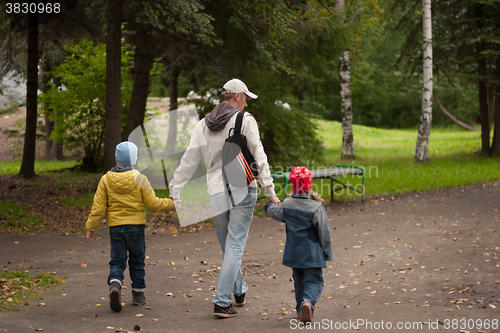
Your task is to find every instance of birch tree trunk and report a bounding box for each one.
[415,0,433,162]
[339,50,354,159]
[336,0,354,159]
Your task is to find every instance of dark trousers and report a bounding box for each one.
[108,224,146,292]
[292,267,324,314]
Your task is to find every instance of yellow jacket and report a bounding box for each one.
[86,168,173,231]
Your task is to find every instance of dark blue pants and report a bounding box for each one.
[108,225,146,292]
[292,267,324,314]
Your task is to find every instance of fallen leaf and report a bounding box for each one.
[136,314,144,317]
[134,325,141,331]
[80,263,87,268]
[186,309,191,312]
[93,313,98,318]
[29,325,43,331]
[38,303,45,307]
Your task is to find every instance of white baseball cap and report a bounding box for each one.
[222,78,258,100]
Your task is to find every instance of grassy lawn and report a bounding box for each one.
[0,271,64,311]
[0,202,40,233]
[1,120,498,206]
[0,160,78,177]
[312,120,500,200]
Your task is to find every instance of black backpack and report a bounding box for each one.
[221,111,259,206]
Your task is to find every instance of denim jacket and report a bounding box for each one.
[264,194,333,268]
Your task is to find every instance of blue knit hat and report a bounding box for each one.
[115,141,138,167]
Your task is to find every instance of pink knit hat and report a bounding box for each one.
[290,167,312,194]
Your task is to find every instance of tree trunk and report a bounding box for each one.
[491,58,500,155]
[433,91,476,131]
[19,12,38,178]
[477,44,490,155]
[415,0,433,162]
[487,85,494,132]
[339,50,354,159]
[104,0,122,171]
[336,0,354,159]
[125,24,152,138]
[166,65,180,157]
[41,59,63,160]
[42,59,54,159]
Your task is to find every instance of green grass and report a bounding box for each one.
[0,271,64,311]
[62,192,94,207]
[0,202,40,233]
[312,120,498,200]
[0,160,78,176]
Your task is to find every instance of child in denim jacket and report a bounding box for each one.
[86,141,173,312]
[264,167,333,323]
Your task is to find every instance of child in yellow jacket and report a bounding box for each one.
[86,141,173,312]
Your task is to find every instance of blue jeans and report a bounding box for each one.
[108,224,146,292]
[211,187,257,307]
[292,267,324,314]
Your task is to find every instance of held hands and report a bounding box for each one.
[173,199,182,210]
[86,230,94,242]
[269,195,281,206]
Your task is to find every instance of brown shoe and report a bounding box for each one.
[109,283,122,312]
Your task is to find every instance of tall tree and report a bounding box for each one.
[123,0,215,140]
[18,11,38,178]
[166,64,180,157]
[125,23,152,138]
[104,0,123,171]
[415,0,433,162]
[41,59,62,160]
[336,0,355,159]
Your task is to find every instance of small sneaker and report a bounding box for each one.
[109,282,122,312]
[234,293,246,306]
[132,290,147,306]
[214,304,237,318]
[300,302,313,323]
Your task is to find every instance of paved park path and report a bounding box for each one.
[2,182,500,332]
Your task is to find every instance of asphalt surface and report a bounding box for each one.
[1,182,500,332]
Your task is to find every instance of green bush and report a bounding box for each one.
[40,39,134,171]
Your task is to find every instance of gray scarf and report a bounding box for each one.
[204,103,240,131]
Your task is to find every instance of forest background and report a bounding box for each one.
[0,0,499,184]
